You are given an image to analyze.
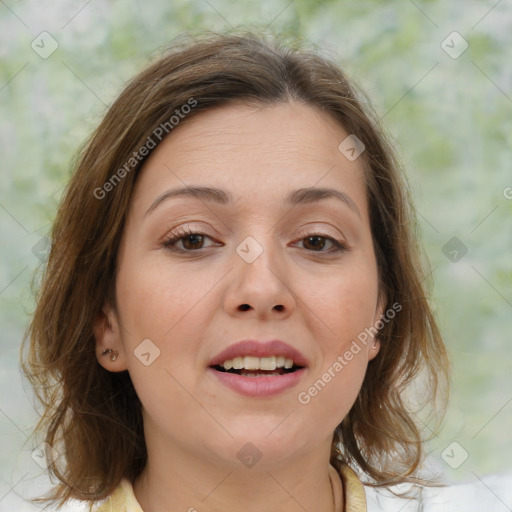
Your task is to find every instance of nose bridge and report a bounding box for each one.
[235,232,284,287]
[224,231,295,317]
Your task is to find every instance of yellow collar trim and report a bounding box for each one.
[338,462,367,512]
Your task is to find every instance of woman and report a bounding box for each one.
[22,31,450,512]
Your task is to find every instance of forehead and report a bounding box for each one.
[130,101,368,219]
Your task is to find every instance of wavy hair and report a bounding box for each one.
[21,29,450,507]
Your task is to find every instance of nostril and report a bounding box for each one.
[273,305,284,311]
[238,304,251,311]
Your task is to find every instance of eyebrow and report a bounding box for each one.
[144,185,361,218]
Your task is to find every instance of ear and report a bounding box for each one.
[93,302,128,372]
[368,291,386,362]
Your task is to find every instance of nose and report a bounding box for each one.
[223,238,296,320]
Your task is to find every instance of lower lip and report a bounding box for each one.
[208,367,306,397]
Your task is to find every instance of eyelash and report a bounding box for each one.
[161,226,347,255]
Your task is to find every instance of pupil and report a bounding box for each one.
[305,236,325,250]
[184,234,203,249]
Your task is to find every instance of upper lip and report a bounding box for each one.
[209,340,309,368]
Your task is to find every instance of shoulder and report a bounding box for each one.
[365,472,512,512]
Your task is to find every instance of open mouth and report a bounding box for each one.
[209,351,307,396]
[211,355,304,378]
[213,366,303,377]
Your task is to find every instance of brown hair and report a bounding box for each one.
[21,29,450,507]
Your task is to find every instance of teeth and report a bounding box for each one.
[244,356,260,370]
[221,356,295,371]
[260,356,276,370]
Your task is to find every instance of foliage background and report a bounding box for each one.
[0,0,511,510]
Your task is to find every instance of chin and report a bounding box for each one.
[202,421,312,470]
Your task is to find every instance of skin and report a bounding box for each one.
[94,101,383,512]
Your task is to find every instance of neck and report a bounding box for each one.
[133,432,343,512]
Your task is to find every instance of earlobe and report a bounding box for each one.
[93,303,128,372]
[101,348,119,361]
[368,292,386,361]
[368,337,381,361]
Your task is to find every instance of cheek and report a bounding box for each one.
[300,259,379,345]
[115,258,215,394]
[294,258,378,419]
[116,259,212,343]
[296,345,369,432]
[114,261,206,436]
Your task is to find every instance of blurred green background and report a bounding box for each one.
[1,0,511,509]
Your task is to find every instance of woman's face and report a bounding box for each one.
[95,101,383,470]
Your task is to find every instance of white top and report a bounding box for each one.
[365,472,512,511]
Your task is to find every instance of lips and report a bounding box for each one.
[208,340,308,397]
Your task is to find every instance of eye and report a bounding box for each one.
[162,226,220,253]
[295,233,347,253]
[162,228,347,254]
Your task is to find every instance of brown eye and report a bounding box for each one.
[181,234,205,250]
[295,233,346,253]
[162,228,219,253]
[302,235,328,251]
